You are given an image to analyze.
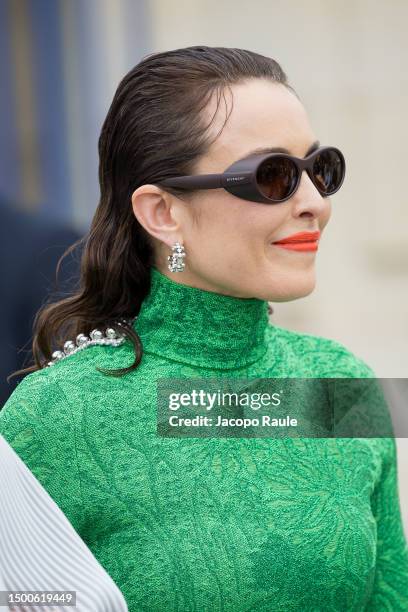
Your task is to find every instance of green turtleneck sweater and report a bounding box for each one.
[1,267,408,611]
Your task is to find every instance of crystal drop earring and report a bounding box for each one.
[167,241,186,273]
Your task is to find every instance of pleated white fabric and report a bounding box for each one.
[0,434,128,611]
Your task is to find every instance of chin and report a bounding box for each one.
[266,279,316,302]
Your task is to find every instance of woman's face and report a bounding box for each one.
[143,78,332,302]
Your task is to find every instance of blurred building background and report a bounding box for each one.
[1,0,407,525]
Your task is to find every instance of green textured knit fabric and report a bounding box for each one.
[1,266,408,611]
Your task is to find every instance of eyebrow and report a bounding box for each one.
[242,139,321,158]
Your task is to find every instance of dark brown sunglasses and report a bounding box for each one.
[157,146,346,204]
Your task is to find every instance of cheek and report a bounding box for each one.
[190,198,284,267]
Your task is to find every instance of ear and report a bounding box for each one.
[131,184,182,247]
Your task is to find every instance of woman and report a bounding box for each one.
[1,46,408,611]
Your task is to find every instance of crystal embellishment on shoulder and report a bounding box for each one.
[46,318,135,367]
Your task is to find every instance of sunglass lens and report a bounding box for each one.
[312,148,344,195]
[256,157,298,201]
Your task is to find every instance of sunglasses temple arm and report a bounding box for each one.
[158,172,253,190]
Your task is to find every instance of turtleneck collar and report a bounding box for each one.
[133,267,270,370]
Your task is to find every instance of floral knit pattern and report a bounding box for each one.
[1,266,408,611]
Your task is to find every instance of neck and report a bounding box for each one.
[133,267,270,370]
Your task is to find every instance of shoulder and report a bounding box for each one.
[267,323,376,378]
[0,363,71,452]
[1,337,134,427]
[0,337,135,468]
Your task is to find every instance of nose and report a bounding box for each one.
[291,169,329,218]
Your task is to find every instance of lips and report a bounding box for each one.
[273,231,320,244]
[272,230,320,252]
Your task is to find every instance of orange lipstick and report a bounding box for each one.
[272,230,320,252]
